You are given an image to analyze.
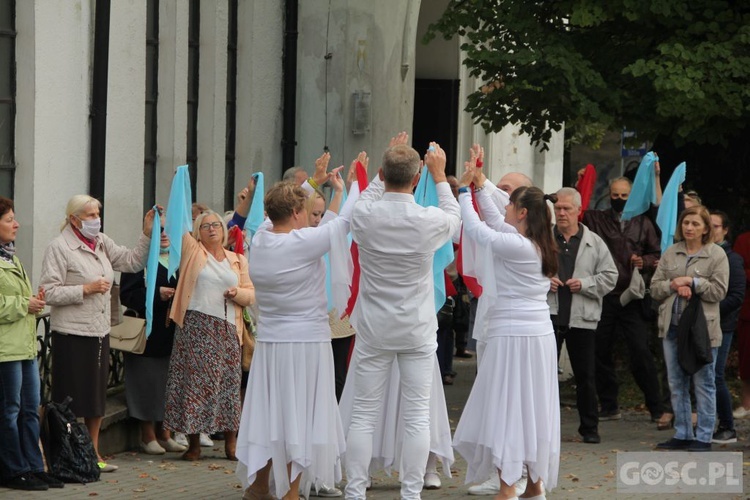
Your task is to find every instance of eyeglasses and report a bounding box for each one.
[199,222,223,230]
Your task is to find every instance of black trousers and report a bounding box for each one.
[555,325,598,436]
[595,295,663,416]
[436,311,454,378]
[331,336,354,402]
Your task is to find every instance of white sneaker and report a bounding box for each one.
[140,440,166,455]
[199,433,214,447]
[309,484,342,497]
[468,475,500,495]
[423,471,441,489]
[733,406,750,419]
[174,432,188,447]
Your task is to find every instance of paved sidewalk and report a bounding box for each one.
[6,354,748,499]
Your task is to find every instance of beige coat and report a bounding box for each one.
[39,225,150,337]
[650,241,729,347]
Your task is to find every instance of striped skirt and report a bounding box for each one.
[163,310,242,433]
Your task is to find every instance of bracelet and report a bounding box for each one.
[473,185,485,192]
[458,186,471,194]
[308,178,319,189]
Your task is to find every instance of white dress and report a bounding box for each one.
[452,191,560,489]
[236,200,354,499]
[338,352,455,477]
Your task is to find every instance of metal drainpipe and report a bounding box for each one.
[90,0,111,225]
[281,0,299,177]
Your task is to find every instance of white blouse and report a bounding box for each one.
[188,254,238,327]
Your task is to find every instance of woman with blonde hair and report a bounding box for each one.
[163,209,255,462]
[40,195,158,472]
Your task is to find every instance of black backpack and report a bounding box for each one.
[40,397,101,484]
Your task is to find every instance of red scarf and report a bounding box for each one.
[71,224,96,251]
[343,160,369,319]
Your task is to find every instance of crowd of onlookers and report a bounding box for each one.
[1,140,749,499]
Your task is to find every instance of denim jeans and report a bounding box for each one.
[715,330,734,430]
[0,359,44,480]
[663,326,718,443]
[345,342,435,500]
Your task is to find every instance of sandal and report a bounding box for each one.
[242,488,277,500]
[656,413,674,431]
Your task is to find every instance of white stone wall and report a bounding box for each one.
[105,0,147,248]
[15,0,94,286]
[234,0,284,188]
[296,0,420,176]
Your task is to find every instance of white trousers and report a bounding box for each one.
[344,342,434,500]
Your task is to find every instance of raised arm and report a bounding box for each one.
[458,193,528,258]
[458,161,516,234]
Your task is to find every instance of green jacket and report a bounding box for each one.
[0,256,37,362]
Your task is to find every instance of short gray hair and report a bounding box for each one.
[555,187,581,207]
[382,145,420,188]
[283,166,306,182]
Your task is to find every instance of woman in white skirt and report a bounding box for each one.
[453,164,560,500]
[237,172,355,500]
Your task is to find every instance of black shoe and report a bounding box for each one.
[33,471,64,488]
[712,428,737,444]
[5,472,49,491]
[598,409,622,421]
[582,433,601,444]
[655,438,692,450]
[442,375,454,385]
[454,350,473,359]
[650,412,664,423]
[687,440,712,452]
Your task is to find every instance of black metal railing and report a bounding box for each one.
[36,313,125,403]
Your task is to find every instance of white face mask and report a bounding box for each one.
[77,217,101,239]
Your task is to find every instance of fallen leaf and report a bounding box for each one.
[133,488,146,493]
[138,473,149,479]
[88,493,99,497]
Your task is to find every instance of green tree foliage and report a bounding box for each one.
[426,0,750,150]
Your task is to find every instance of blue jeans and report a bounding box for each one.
[663,326,718,443]
[715,330,734,430]
[0,359,44,480]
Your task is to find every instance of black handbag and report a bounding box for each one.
[676,293,713,375]
[40,397,101,484]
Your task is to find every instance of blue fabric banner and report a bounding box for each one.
[656,162,686,253]
[415,169,453,312]
[164,165,193,280]
[144,208,161,337]
[247,173,265,237]
[621,152,658,221]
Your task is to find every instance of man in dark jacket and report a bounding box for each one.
[710,210,745,443]
[582,177,663,421]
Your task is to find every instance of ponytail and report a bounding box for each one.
[510,187,558,278]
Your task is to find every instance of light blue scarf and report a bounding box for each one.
[656,162,686,253]
[621,152,658,221]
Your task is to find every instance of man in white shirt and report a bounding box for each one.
[345,139,461,500]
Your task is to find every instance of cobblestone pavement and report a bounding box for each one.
[6,355,748,499]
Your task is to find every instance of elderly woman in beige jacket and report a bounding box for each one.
[651,205,728,452]
[39,195,158,472]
